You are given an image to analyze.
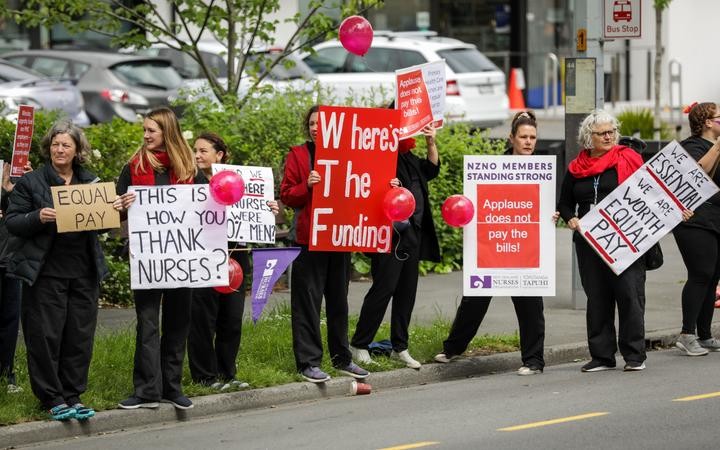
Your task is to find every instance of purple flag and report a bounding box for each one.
[250,247,301,323]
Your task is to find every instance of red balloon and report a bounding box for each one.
[339,15,373,56]
[210,170,245,206]
[383,187,415,222]
[214,258,244,294]
[441,195,475,227]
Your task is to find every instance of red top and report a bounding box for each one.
[280,143,313,245]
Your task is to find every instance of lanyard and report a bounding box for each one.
[592,175,600,206]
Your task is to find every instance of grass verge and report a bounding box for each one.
[0,305,518,425]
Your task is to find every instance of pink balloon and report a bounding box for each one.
[210,170,245,206]
[383,187,415,222]
[441,195,475,227]
[339,15,373,56]
[214,259,244,294]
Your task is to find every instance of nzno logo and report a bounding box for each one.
[470,275,492,288]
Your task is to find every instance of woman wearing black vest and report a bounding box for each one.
[434,111,546,375]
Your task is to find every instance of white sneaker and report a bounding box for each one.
[434,352,460,364]
[676,334,709,356]
[392,350,421,369]
[350,346,374,364]
[517,366,543,376]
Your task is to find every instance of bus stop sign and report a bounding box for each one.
[604,0,641,39]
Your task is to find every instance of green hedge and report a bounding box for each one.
[0,93,503,304]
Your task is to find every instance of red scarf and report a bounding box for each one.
[130,151,191,185]
[568,145,642,184]
[398,137,416,154]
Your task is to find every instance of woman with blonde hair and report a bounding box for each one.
[114,107,206,410]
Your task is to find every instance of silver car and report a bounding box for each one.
[0,59,90,126]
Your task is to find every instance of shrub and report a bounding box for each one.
[617,108,673,140]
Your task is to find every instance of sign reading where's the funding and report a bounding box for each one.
[463,155,556,297]
[212,164,275,243]
[580,141,718,274]
[127,184,229,289]
[309,106,400,253]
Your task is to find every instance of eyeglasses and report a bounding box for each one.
[591,129,617,138]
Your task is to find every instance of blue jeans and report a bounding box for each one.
[0,270,22,384]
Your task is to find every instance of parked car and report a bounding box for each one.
[134,42,316,101]
[3,50,184,123]
[302,33,509,128]
[0,59,90,126]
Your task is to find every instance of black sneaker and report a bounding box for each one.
[623,361,646,371]
[163,395,194,410]
[581,360,616,372]
[118,396,160,409]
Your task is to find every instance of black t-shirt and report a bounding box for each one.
[557,167,619,221]
[677,135,720,232]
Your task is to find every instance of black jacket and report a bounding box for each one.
[396,151,441,262]
[5,163,109,285]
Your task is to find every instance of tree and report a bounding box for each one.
[653,0,672,138]
[3,0,382,107]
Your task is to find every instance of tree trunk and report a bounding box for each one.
[653,6,663,139]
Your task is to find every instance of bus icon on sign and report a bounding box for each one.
[613,0,632,22]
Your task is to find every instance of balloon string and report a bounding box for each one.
[359,55,380,73]
[393,224,409,261]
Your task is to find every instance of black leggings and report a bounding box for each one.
[674,225,720,339]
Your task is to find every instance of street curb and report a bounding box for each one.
[0,326,693,448]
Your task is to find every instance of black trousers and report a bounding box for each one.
[442,296,545,368]
[132,288,192,400]
[290,247,352,371]
[21,275,98,409]
[188,252,249,384]
[673,225,720,339]
[351,227,421,352]
[0,269,22,384]
[575,238,647,365]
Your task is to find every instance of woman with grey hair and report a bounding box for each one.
[5,120,108,421]
[556,109,648,372]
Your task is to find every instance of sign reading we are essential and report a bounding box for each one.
[463,155,556,296]
[128,185,229,289]
[11,105,34,178]
[580,141,718,274]
[51,182,120,232]
[310,106,400,253]
[395,60,446,139]
[212,164,275,244]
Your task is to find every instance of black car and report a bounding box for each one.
[4,50,184,123]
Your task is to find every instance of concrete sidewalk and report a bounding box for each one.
[4,228,713,448]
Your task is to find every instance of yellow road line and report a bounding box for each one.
[673,391,720,402]
[498,412,609,431]
[377,442,440,450]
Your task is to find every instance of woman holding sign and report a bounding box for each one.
[280,105,369,383]
[188,132,278,390]
[434,111,546,375]
[350,116,441,370]
[114,107,206,410]
[557,110,648,372]
[673,102,720,356]
[5,121,107,420]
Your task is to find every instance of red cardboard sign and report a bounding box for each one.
[396,69,433,139]
[11,105,35,177]
[310,106,401,252]
[476,184,540,268]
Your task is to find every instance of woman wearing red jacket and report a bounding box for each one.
[280,105,368,383]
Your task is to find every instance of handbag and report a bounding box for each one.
[644,242,663,271]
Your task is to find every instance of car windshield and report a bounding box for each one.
[0,61,42,81]
[437,48,500,73]
[137,48,228,79]
[110,61,183,89]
